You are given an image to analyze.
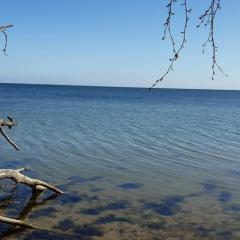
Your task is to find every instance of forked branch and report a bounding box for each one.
[150,0,226,89]
[0,168,63,194]
[0,24,13,55]
[197,0,227,80]
[0,168,63,229]
[0,23,64,233]
[0,117,19,150]
[149,0,191,90]
[0,216,40,230]
[0,118,63,230]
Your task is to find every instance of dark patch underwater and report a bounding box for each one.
[53,220,103,239]
[74,224,103,237]
[53,218,75,231]
[30,206,58,218]
[143,195,184,216]
[202,181,218,193]
[218,191,232,203]
[57,192,82,205]
[81,200,130,215]
[95,214,130,224]
[117,182,143,190]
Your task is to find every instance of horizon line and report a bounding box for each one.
[0,82,239,92]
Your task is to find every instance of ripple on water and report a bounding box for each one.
[2,86,240,239]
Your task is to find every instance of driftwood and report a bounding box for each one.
[0,168,63,194]
[0,216,40,230]
[0,117,19,150]
[0,117,63,231]
[0,188,57,238]
[0,25,63,233]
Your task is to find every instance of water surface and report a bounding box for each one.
[1,84,240,239]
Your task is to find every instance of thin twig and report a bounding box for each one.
[197,0,227,80]
[149,0,191,90]
[149,0,226,89]
[0,117,19,150]
[0,24,13,55]
[0,128,19,150]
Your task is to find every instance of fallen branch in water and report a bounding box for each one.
[0,117,19,150]
[0,168,63,194]
[0,216,40,230]
[0,117,63,230]
[0,167,63,229]
[0,25,63,234]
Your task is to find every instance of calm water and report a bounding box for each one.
[1,84,240,239]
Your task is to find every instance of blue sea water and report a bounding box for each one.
[1,83,240,239]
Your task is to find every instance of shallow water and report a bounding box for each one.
[1,84,240,239]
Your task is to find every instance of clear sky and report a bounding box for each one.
[0,0,239,89]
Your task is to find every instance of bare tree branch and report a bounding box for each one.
[150,0,226,89]
[0,117,19,150]
[0,168,63,194]
[0,168,63,230]
[149,0,191,90]
[0,23,65,233]
[0,24,13,55]
[0,216,40,230]
[197,0,227,80]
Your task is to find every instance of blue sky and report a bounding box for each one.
[0,0,239,89]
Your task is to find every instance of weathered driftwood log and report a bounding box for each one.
[0,191,58,238]
[0,117,63,230]
[0,168,63,228]
[0,168,63,194]
[0,216,40,230]
[0,28,63,232]
[0,190,77,238]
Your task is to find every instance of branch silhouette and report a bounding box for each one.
[0,24,13,55]
[197,0,227,80]
[150,0,226,90]
[0,24,63,232]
